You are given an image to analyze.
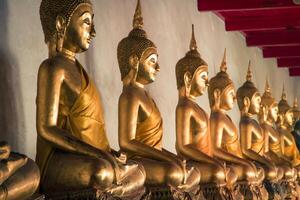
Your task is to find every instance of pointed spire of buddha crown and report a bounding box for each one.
[220,48,227,72]
[132,0,143,29]
[190,24,197,51]
[265,78,271,94]
[246,60,253,81]
[281,83,287,100]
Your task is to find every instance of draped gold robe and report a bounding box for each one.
[36,61,110,181]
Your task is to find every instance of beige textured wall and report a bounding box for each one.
[0,0,299,159]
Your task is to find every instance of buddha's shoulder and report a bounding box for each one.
[119,86,145,102]
[38,57,66,76]
[210,111,227,121]
[176,99,195,112]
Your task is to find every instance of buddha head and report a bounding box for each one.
[208,49,236,111]
[236,61,261,115]
[277,85,294,128]
[175,25,208,98]
[117,0,159,86]
[260,79,279,123]
[40,0,96,56]
[292,98,300,123]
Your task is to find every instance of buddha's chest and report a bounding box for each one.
[223,117,238,141]
[268,127,280,145]
[59,67,82,112]
[190,111,208,142]
[251,121,264,143]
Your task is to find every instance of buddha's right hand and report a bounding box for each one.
[0,141,10,160]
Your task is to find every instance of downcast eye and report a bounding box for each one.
[83,19,91,25]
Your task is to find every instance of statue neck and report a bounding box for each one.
[133,81,144,89]
[241,110,254,118]
[265,118,273,126]
[178,87,196,102]
[59,48,76,62]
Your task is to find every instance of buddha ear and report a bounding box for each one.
[243,96,251,108]
[243,96,251,114]
[122,55,139,86]
[56,15,66,33]
[128,54,139,70]
[213,89,221,100]
[55,15,66,52]
[213,89,221,110]
[183,71,192,88]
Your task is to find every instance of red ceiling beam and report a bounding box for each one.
[246,30,300,46]
[263,46,300,58]
[289,68,300,76]
[198,0,297,11]
[225,16,300,31]
[277,57,300,67]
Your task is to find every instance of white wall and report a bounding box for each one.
[0,0,299,159]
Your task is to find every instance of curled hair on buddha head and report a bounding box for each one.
[117,0,157,81]
[40,0,92,43]
[208,48,234,107]
[175,24,208,89]
[236,61,259,110]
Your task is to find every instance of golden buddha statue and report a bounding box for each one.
[36,0,146,198]
[237,62,281,183]
[174,25,238,198]
[117,0,199,197]
[277,86,300,169]
[0,142,40,199]
[292,98,300,123]
[259,80,296,180]
[208,51,265,193]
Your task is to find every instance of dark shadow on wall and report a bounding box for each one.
[0,0,26,152]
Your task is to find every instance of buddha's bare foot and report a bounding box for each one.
[6,153,27,174]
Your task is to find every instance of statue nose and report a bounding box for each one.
[91,24,96,37]
[155,64,160,72]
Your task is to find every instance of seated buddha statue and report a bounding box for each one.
[292,98,300,124]
[117,0,200,197]
[0,142,40,199]
[174,25,238,197]
[277,86,300,173]
[208,50,265,187]
[36,0,146,198]
[237,63,281,183]
[259,80,296,181]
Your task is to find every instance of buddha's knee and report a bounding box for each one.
[276,167,284,180]
[213,165,226,183]
[24,159,40,192]
[93,158,115,189]
[166,163,184,187]
[245,165,257,181]
[283,167,296,180]
[266,167,277,181]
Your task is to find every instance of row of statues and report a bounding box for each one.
[1,0,300,199]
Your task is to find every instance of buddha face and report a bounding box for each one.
[220,85,236,110]
[190,66,208,97]
[249,92,261,114]
[63,4,96,53]
[285,110,294,126]
[136,47,160,85]
[268,103,279,122]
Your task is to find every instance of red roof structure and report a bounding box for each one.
[198,0,300,76]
